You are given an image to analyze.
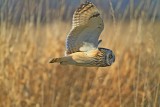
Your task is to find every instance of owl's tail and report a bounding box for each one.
[49,58,62,63]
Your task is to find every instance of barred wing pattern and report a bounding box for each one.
[65,1,104,55]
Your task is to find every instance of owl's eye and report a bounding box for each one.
[109,54,113,59]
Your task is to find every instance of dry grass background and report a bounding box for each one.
[0,0,160,107]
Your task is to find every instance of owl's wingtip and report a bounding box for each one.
[49,58,61,63]
[49,58,55,63]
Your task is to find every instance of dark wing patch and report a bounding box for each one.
[89,13,100,20]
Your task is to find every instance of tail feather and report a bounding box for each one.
[49,58,61,63]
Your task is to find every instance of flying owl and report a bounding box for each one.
[49,1,115,67]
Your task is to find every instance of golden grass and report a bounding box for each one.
[0,19,160,107]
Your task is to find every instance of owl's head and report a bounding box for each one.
[99,48,115,66]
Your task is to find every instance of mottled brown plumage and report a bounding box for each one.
[50,1,115,67]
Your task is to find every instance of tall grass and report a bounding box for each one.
[0,0,160,107]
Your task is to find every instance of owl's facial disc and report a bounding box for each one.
[106,50,115,66]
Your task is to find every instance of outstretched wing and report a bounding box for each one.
[65,1,104,55]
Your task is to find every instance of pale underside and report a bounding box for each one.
[65,1,104,55]
[60,49,103,67]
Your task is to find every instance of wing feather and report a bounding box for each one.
[66,1,104,55]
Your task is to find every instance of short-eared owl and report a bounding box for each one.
[50,1,115,67]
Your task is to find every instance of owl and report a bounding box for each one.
[49,1,115,67]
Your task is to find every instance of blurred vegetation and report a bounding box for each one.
[0,0,160,107]
[0,0,160,24]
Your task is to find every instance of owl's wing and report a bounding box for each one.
[65,1,104,55]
